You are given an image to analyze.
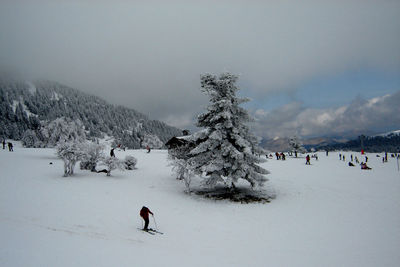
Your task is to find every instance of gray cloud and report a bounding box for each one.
[253,91,400,138]
[0,0,399,133]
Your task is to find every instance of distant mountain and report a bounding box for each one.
[260,136,349,152]
[316,130,400,153]
[374,130,400,137]
[0,78,182,148]
[261,130,400,153]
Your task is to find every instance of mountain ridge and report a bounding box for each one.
[0,79,182,148]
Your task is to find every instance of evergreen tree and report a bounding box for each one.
[186,73,269,188]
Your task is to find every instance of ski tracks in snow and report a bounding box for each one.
[0,215,144,244]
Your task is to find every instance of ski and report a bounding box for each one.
[138,228,155,235]
[148,228,164,234]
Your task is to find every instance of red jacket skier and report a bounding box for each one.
[306,155,311,165]
[140,206,154,230]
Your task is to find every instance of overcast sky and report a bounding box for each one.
[1,0,399,139]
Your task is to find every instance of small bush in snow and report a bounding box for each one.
[80,142,105,172]
[101,156,125,176]
[56,141,85,177]
[124,155,137,170]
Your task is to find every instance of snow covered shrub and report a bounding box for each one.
[170,157,193,190]
[101,156,125,176]
[56,141,85,177]
[184,73,269,189]
[167,134,204,190]
[124,155,137,170]
[80,142,105,172]
[21,129,42,148]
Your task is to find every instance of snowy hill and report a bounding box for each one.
[0,79,182,148]
[375,129,400,137]
[1,144,399,266]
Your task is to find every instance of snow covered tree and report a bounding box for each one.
[21,129,42,148]
[101,156,125,176]
[186,73,269,188]
[80,142,105,172]
[288,135,306,157]
[142,133,164,149]
[56,140,85,177]
[41,117,86,147]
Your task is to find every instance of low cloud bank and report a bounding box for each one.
[253,91,400,139]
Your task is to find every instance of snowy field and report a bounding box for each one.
[1,142,400,267]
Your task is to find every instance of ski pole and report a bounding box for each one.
[152,215,158,230]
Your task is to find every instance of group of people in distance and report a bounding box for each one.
[338,152,372,170]
[269,150,376,170]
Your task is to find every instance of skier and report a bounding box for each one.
[2,139,5,149]
[110,148,115,157]
[146,145,151,153]
[306,155,311,165]
[140,206,154,231]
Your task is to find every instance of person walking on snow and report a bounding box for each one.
[110,148,115,157]
[8,142,13,152]
[140,206,154,231]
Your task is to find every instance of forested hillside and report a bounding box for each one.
[318,132,400,153]
[0,78,181,148]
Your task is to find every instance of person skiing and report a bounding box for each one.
[8,142,13,152]
[140,206,154,231]
[146,145,151,153]
[306,155,311,165]
[110,148,115,157]
[2,139,5,149]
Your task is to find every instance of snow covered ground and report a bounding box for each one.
[1,143,399,267]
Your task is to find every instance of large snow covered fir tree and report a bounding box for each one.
[186,73,269,188]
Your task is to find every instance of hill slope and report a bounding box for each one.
[0,79,181,148]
